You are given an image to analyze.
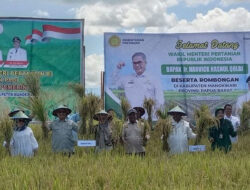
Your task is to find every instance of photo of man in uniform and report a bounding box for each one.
[7,36,27,61]
[235,76,250,115]
[110,52,164,113]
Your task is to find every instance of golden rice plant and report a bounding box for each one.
[139,119,150,147]
[21,96,49,139]
[0,111,13,155]
[240,100,250,133]
[79,96,88,136]
[194,104,217,145]
[110,115,123,147]
[155,107,172,152]
[120,97,130,122]
[24,72,40,97]
[22,73,48,139]
[86,93,101,134]
[143,97,155,130]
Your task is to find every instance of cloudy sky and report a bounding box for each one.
[1,0,250,89]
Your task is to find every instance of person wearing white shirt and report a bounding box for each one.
[235,76,250,116]
[7,36,27,61]
[111,52,164,115]
[224,104,240,143]
[8,111,38,157]
[167,106,196,154]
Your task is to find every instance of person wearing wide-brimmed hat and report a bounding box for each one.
[167,106,196,154]
[208,107,237,153]
[8,108,25,117]
[49,105,78,156]
[7,111,38,157]
[133,107,145,120]
[94,110,113,152]
[122,108,150,156]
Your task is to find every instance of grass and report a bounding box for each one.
[0,124,249,189]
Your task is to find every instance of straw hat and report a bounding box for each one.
[8,108,24,117]
[127,108,137,115]
[93,110,109,121]
[52,105,72,116]
[12,111,31,122]
[167,106,186,116]
[133,107,145,117]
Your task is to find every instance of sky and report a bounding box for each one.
[1,0,250,93]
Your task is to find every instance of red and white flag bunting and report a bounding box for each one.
[25,25,81,45]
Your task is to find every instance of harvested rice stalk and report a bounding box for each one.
[194,104,217,145]
[121,97,130,122]
[86,93,101,134]
[0,111,13,155]
[143,97,155,130]
[155,107,172,152]
[68,83,85,98]
[240,101,250,133]
[24,72,40,97]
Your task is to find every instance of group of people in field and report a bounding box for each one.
[4,103,239,157]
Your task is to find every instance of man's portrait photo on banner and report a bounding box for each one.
[4,36,28,68]
[110,51,165,115]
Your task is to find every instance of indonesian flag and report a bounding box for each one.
[25,24,81,45]
[25,29,43,45]
[43,25,81,40]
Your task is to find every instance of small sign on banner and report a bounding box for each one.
[77,140,96,147]
[189,145,206,152]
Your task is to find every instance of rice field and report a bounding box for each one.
[0,124,249,190]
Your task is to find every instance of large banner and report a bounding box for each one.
[104,32,250,118]
[0,18,83,110]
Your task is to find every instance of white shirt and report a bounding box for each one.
[111,69,164,110]
[224,115,240,143]
[10,127,38,157]
[7,47,27,61]
[235,91,250,116]
[168,119,196,154]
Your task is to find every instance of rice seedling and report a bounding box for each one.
[120,97,130,122]
[194,104,218,145]
[143,97,155,130]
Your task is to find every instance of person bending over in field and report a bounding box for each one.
[6,111,38,157]
[49,105,78,157]
[167,106,196,154]
[122,108,150,157]
[208,107,237,153]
